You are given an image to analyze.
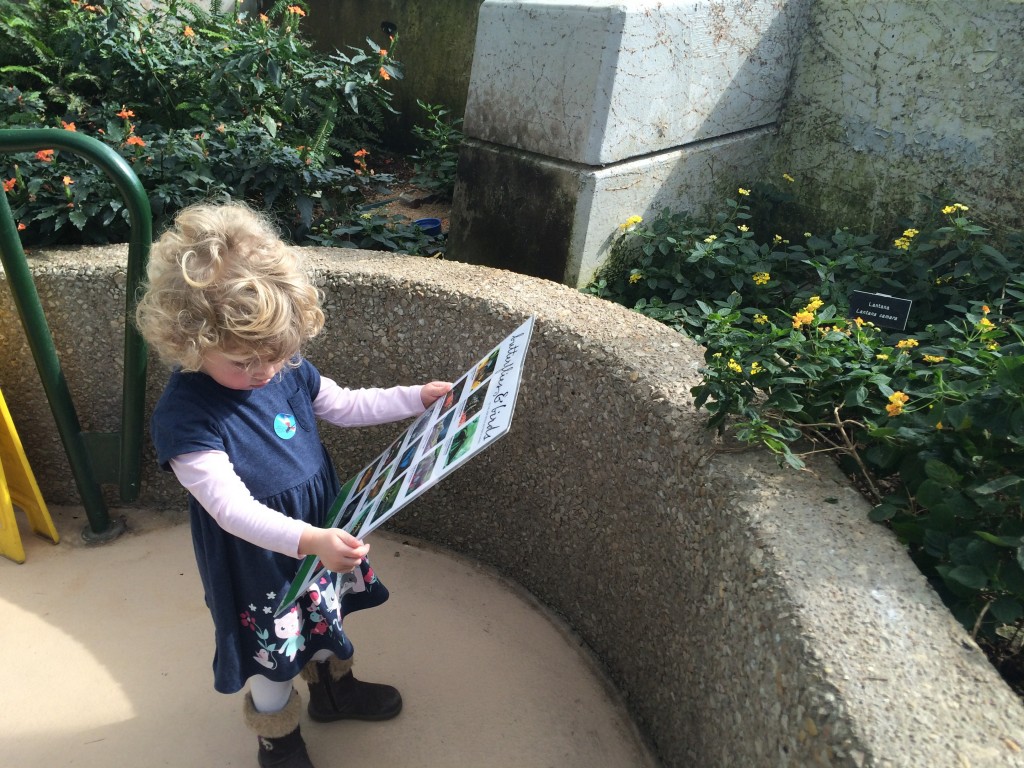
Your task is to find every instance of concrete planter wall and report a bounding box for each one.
[2,246,1024,766]
[772,0,1024,233]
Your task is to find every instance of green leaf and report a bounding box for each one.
[916,478,951,510]
[922,528,950,558]
[991,597,1024,624]
[946,565,987,590]
[992,356,1024,387]
[767,390,802,413]
[1003,561,1024,594]
[868,502,899,522]
[924,459,960,486]
[843,385,867,407]
[781,452,806,470]
[975,531,1024,548]
[973,475,1022,495]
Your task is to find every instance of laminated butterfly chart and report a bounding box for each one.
[275,315,535,616]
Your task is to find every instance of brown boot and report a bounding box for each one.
[300,655,403,723]
[242,687,315,768]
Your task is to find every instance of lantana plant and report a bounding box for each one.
[589,184,1024,667]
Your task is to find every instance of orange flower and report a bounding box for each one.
[259,12,268,22]
[353,148,369,175]
[183,25,195,37]
[116,107,135,119]
[63,176,74,186]
[3,178,15,192]
[35,149,54,162]
[379,48,388,56]
[379,66,391,81]
[61,121,77,131]
[125,135,146,147]
[286,4,306,16]
[17,222,26,231]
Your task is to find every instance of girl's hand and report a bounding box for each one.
[420,380,452,408]
[299,527,370,573]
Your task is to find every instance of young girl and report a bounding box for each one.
[136,202,449,768]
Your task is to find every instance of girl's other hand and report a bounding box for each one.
[421,380,452,408]
[299,527,370,572]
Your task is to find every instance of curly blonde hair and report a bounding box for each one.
[135,202,324,371]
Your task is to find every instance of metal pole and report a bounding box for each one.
[0,128,151,538]
[0,183,113,533]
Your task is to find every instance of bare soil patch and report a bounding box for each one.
[368,153,451,233]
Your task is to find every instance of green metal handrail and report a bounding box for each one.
[0,128,151,541]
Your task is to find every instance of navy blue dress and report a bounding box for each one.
[151,360,389,694]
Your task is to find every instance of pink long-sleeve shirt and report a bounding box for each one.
[169,377,424,557]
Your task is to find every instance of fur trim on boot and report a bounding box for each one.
[300,656,402,723]
[243,688,315,768]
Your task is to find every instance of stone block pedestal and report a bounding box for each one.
[450,0,806,286]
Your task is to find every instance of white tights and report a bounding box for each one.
[249,648,335,713]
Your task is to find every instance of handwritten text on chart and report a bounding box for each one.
[484,331,525,440]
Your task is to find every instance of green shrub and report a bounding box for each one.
[589,186,1024,668]
[408,100,463,200]
[0,0,401,242]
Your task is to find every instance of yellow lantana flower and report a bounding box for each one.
[886,391,910,417]
[792,311,814,329]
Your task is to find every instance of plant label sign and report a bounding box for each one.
[848,291,912,330]
[275,315,536,616]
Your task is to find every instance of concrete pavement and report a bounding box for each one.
[0,505,657,768]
